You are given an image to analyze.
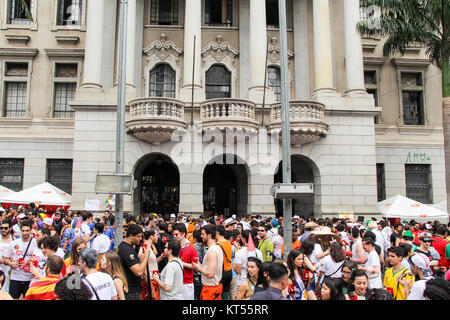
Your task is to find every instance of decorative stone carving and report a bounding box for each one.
[267,37,294,65]
[143,34,183,98]
[201,35,239,97]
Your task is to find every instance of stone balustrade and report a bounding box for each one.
[268,100,329,146]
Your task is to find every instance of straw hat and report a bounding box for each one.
[311,227,338,237]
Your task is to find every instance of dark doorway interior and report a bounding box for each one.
[274,156,314,218]
[203,163,237,218]
[141,157,179,215]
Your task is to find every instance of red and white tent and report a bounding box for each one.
[0,185,16,199]
[378,194,448,223]
[0,182,71,211]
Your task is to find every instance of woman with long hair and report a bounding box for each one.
[100,250,129,300]
[236,257,266,300]
[286,249,316,300]
[62,237,86,276]
[320,277,345,300]
[318,242,346,283]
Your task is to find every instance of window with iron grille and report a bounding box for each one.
[150,0,179,25]
[376,163,386,202]
[8,0,33,24]
[149,64,176,98]
[204,0,233,26]
[57,0,82,26]
[46,159,73,194]
[205,65,231,99]
[3,62,28,117]
[401,72,424,125]
[0,158,24,191]
[53,63,77,118]
[266,0,279,28]
[267,66,281,101]
[405,164,432,204]
[364,70,379,123]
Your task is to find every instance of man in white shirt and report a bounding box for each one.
[0,219,13,292]
[359,237,382,289]
[3,220,37,299]
[80,212,94,248]
[405,253,434,300]
[91,223,111,256]
[80,248,118,300]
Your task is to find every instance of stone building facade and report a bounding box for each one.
[0,0,445,219]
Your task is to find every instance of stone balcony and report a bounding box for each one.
[126,97,187,145]
[267,101,329,146]
[200,98,260,134]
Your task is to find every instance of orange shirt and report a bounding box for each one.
[281,240,301,255]
[218,239,232,271]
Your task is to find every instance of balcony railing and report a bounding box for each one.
[268,101,329,146]
[126,97,187,145]
[200,98,259,133]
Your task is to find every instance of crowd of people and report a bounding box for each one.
[0,204,449,301]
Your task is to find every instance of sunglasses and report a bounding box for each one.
[0,227,9,230]
[258,230,265,232]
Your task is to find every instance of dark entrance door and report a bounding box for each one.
[203,163,237,217]
[141,159,179,215]
[274,156,314,218]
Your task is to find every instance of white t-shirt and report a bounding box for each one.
[81,224,91,247]
[352,238,363,262]
[234,247,263,287]
[364,250,382,289]
[84,272,118,300]
[5,238,37,281]
[272,235,284,258]
[268,228,278,242]
[0,238,12,291]
[159,258,184,300]
[30,247,65,284]
[91,234,111,254]
[311,243,324,265]
[407,277,433,300]
[320,255,344,278]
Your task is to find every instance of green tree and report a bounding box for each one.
[359,0,449,212]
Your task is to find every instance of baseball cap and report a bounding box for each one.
[170,214,176,219]
[43,218,53,226]
[293,215,300,220]
[418,232,432,242]
[403,230,414,238]
[224,218,235,226]
[411,253,433,276]
[270,219,278,227]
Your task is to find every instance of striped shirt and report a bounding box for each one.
[24,275,61,300]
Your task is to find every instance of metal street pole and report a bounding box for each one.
[114,0,128,248]
[278,0,292,258]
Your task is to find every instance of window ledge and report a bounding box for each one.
[50,25,86,32]
[0,117,32,127]
[1,23,37,31]
[144,25,183,30]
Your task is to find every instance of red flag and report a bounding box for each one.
[247,234,255,252]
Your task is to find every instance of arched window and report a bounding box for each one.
[205,65,231,99]
[149,64,176,98]
[267,66,281,101]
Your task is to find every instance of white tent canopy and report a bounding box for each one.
[378,194,449,223]
[0,182,71,207]
[432,201,447,213]
[0,185,16,199]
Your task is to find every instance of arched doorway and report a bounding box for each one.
[203,154,248,218]
[133,154,179,216]
[274,156,318,218]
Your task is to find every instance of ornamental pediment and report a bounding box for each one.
[201,35,239,63]
[143,34,183,62]
[267,37,294,64]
